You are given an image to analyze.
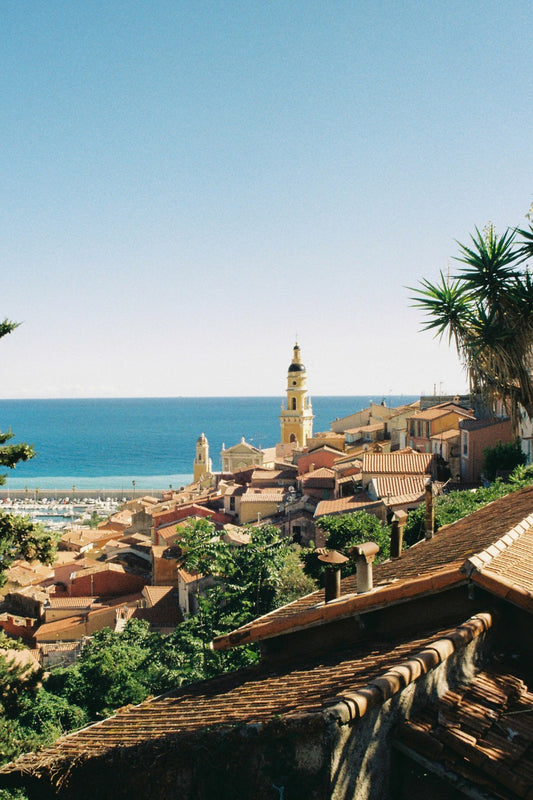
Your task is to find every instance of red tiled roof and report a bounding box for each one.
[460,416,509,431]
[371,475,427,500]
[429,428,460,441]
[303,467,335,480]
[410,404,473,421]
[362,452,433,475]
[395,667,533,800]
[314,494,380,517]
[142,586,177,606]
[464,522,533,612]
[46,597,98,609]
[345,423,384,435]
[241,488,285,503]
[3,614,490,775]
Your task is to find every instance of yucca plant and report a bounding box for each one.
[411,223,533,434]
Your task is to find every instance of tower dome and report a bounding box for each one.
[288,343,305,372]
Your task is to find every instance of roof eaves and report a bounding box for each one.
[470,570,533,613]
[212,566,466,651]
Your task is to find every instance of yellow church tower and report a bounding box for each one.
[193,433,212,483]
[279,343,314,448]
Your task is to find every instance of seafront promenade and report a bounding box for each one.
[2,488,165,502]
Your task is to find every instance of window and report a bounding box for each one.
[292,398,296,410]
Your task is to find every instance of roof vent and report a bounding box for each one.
[347,542,379,594]
[390,510,408,558]
[425,478,434,540]
[318,549,348,603]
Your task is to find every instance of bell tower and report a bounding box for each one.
[193,433,212,483]
[280,343,314,447]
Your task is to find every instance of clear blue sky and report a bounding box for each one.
[1,1,532,398]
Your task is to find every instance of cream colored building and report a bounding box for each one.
[220,437,264,473]
[193,433,212,483]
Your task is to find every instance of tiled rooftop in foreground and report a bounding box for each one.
[3,615,489,775]
[395,668,533,800]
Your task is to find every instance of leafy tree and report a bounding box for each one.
[411,223,533,433]
[0,320,57,580]
[0,651,75,764]
[45,620,156,719]
[274,548,316,606]
[483,440,526,482]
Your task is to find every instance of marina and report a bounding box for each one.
[0,496,124,531]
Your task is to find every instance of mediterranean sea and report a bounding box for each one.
[0,396,417,492]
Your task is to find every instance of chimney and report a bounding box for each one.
[348,542,380,594]
[318,549,348,603]
[390,510,408,558]
[425,478,434,540]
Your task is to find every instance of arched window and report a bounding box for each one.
[292,398,296,410]
[290,433,297,443]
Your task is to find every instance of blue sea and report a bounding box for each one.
[0,396,417,492]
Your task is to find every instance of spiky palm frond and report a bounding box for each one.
[516,223,533,260]
[414,223,533,435]
[454,226,526,305]
[409,272,472,349]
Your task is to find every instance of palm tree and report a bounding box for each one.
[411,224,533,433]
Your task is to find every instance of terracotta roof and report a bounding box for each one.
[371,475,427,500]
[177,568,203,585]
[46,597,98,609]
[224,484,245,497]
[301,468,336,489]
[460,417,509,431]
[3,614,490,776]
[142,586,177,607]
[70,563,126,579]
[395,667,533,800]
[430,428,461,441]
[215,486,533,650]
[337,474,361,485]
[302,467,335,480]
[362,452,433,475]
[410,404,473,421]
[345,423,384,435]
[464,523,533,612]
[314,494,380,517]
[241,488,285,503]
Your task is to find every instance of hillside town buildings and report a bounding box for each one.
[2,484,532,799]
[0,341,522,660]
[1,342,532,798]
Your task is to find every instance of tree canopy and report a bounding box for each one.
[0,320,56,580]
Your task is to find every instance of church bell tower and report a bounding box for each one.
[279,343,314,448]
[193,433,212,483]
